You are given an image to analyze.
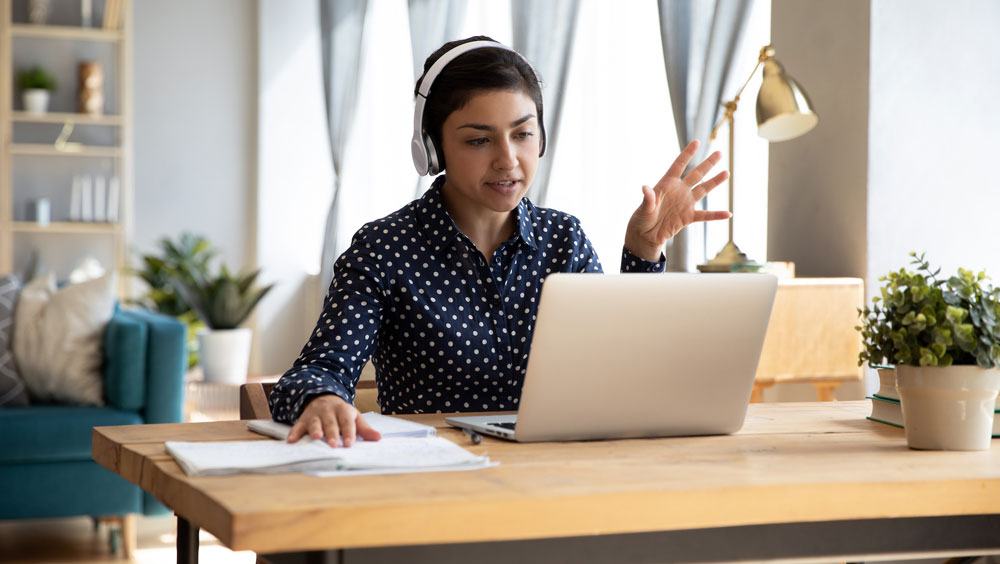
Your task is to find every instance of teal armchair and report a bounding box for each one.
[0,307,186,553]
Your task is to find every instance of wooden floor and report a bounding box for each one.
[0,515,255,563]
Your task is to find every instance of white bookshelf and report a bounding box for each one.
[0,0,132,296]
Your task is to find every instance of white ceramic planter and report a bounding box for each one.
[198,328,252,385]
[23,89,50,114]
[896,365,1000,451]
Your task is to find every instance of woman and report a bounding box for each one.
[270,36,729,446]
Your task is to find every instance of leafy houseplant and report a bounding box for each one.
[857,252,1000,369]
[172,263,274,384]
[856,252,1000,450]
[17,66,57,114]
[131,233,216,369]
[173,265,274,331]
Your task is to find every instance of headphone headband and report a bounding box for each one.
[411,40,542,176]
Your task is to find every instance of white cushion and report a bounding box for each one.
[13,273,116,406]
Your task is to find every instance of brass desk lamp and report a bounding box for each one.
[697,45,818,273]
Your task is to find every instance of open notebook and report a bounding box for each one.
[166,413,494,477]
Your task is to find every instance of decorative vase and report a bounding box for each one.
[23,89,50,114]
[198,328,253,385]
[896,365,1000,451]
[78,61,104,116]
[27,0,50,24]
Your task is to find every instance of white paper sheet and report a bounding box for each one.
[246,412,435,441]
[165,436,490,477]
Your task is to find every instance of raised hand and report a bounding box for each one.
[624,140,731,261]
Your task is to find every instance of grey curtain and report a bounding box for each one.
[319,0,369,292]
[407,0,467,198]
[658,0,753,271]
[511,0,580,206]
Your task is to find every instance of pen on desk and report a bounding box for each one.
[462,428,483,445]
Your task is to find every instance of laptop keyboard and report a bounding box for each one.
[488,421,516,431]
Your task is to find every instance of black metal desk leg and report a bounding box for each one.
[176,514,199,564]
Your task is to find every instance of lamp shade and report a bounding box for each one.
[756,58,818,142]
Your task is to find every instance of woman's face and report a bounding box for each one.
[439,89,540,217]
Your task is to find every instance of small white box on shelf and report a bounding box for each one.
[70,176,82,221]
[107,177,120,222]
[94,175,107,222]
[80,176,93,222]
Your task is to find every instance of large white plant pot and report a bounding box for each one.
[23,89,50,114]
[896,365,1000,451]
[198,328,252,385]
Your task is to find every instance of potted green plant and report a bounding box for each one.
[17,66,57,115]
[172,263,274,385]
[857,252,1000,450]
[857,287,899,401]
[130,233,216,369]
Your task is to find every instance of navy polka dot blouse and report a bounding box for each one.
[269,176,665,420]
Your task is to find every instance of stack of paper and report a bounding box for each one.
[246,412,435,441]
[167,413,495,477]
[166,436,493,477]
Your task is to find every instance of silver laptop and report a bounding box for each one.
[446,273,777,442]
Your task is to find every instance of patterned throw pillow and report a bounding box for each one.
[13,273,116,406]
[0,274,29,406]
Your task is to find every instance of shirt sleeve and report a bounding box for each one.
[268,225,386,423]
[620,247,666,273]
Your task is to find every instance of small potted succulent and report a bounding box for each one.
[857,252,1000,450]
[172,263,274,385]
[18,66,57,115]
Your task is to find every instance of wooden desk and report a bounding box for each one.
[753,278,865,401]
[92,402,1000,564]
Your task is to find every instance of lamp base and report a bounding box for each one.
[697,241,757,273]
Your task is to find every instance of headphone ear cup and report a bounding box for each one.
[424,132,443,175]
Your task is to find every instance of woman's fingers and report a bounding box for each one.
[693,209,732,222]
[691,171,729,201]
[287,420,307,443]
[662,140,700,183]
[682,151,722,188]
[338,409,357,447]
[356,415,383,442]
[638,185,656,215]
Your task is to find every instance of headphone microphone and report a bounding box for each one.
[411,40,544,176]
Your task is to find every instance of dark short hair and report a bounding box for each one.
[414,35,546,171]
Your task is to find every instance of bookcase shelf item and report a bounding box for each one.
[1,0,133,294]
[10,23,120,42]
[12,111,122,126]
[12,221,119,235]
[10,143,121,158]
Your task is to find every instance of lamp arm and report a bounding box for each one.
[709,45,775,142]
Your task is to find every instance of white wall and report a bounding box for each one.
[133,0,257,271]
[867,0,1000,290]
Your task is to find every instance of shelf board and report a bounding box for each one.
[12,221,120,234]
[9,143,121,158]
[10,23,121,42]
[12,111,122,126]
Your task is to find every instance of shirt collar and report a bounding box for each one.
[416,176,539,252]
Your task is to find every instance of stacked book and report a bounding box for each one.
[868,370,1000,437]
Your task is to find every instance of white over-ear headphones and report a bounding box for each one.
[411,40,542,176]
